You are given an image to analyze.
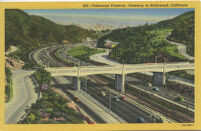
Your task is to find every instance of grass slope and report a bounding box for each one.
[97,11,194,64]
[5,9,96,66]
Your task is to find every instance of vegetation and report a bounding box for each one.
[34,68,51,86]
[21,89,84,124]
[5,67,13,103]
[5,9,96,67]
[68,46,105,64]
[107,27,187,64]
[55,49,74,66]
[97,11,194,64]
[21,68,84,124]
[155,11,194,29]
[167,11,194,56]
[174,96,184,102]
[167,70,194,81]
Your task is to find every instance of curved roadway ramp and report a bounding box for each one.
[166,36,194,60]
[5,70,38,124]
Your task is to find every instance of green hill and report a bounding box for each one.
[167,12,194,56]
[97,11,194,64]
[156,11,194,29]
[5,9,96,64]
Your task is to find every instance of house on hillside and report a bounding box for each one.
[104,39,119,48]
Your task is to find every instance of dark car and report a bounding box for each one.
[113,96,120,102]
[74,97,80,103]
[151,87,160,92]
[136,117,146,123]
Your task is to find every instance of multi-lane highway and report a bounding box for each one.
[52,76,124,123]
[31,44,164,123]
[53,76,156,123]
[103,74,194,109]
[29,41,194,123]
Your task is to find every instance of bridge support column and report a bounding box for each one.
[72,77,80,91]
[115,74,125,93]
[153,72,166,87]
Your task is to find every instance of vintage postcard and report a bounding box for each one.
[0,1,201,131]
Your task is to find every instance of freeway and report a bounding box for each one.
[32,46,60,67]
[86,45,194,109]
[31,45,169,123]
[100,74,194,110]
[53,76,155,123]
[52,77,125,123]
[5,70,38,124]
[46,62,194,77]
[30,42,194,122]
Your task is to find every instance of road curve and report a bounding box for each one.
[90,49,121,66]
[166,36,194,60]
[5,70,38,124]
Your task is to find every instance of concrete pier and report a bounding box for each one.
[72,77,80,91]
[153,72,166,87]
[115,74,125,93]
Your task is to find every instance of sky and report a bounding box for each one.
[23,9,194,29]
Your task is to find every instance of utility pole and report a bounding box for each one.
[122,59,125,95]
[85,78,88,93]
[154,116,156,123]
[108,89,111,112]
[186,102,189,119]
[115,46,117,66]
[171,95,174,111]
[163,60,166,88]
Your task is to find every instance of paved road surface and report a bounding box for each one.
[53,76,124,123]
[90,49,121,66]
[5,45,18,55]
[5,70,38,124]
[54,76,154,123]
[166,36,194,60]
[46,62,194,77]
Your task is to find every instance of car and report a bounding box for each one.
[151,87,160,92]
[121,95,127,101]
[136,117,146,123]
[148,82,152,87]
[113,96,120,102]
[101,91,106,96]
[174,96,184,102]
[74,97,80,103]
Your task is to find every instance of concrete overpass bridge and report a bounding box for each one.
[45,62,194,93]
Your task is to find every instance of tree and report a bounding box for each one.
[34,68,51,86]
[27,113,36,122]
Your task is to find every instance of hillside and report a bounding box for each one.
[97,11,194,64]
[156,11,194,29]
[5,9,96,65]
[167,12,194,56]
